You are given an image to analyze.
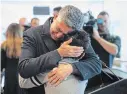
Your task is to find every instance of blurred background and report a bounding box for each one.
[1,0,127,71]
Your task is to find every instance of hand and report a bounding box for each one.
[92,28,101,40]
[57,38,84,57]
[48,64,73,86]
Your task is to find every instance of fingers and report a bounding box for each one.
[69,47,84,53]
[53,78,63,87]
[48,68,57,78]
[68,47,84,57]
[70,46,84,51]
[48,75,59,85]
[48,77,62,87]
[48,74,65,87]
[58,38,84,57]
[48,70,63,87]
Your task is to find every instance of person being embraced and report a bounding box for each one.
[19,30,90,91]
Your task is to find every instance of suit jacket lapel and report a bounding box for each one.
[41,34,58,51]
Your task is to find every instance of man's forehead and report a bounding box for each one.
[98,15,109,20]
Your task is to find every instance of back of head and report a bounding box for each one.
[53,6,62,18]
[98,11,109,17]
[53,6,62,12]
[68,31,90,51]
[2,23,23,58]
[57,5,85,31]
[6,23,22,38]
[65,30,90,60]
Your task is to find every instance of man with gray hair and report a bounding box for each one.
[19,5,101,94]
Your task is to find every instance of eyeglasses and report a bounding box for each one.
[97,18,104,24]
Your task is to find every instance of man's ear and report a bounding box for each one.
[54,15,58,19]
[53,15,58,22]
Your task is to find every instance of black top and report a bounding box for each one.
[91,34,121,68]
[1,49,26,94]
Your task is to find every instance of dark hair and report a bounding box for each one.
[98,11,109,16]
[64,31,90,51]
[66,31,90,59]
[53,6,62,12]
[31,18,39,23]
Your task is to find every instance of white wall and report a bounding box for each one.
[1,1,103,29]
[1,0,103,42]
[103,0,127,60]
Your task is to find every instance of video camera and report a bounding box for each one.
[83,19,97,35]
[83,11,104,35]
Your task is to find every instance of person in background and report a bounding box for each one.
[19,17,27,26]
[91,11,121,68]
[19,17,29,31]
[1,23,23,94]
[30,18,40,27]
[18,5,101,94]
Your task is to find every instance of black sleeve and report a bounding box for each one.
[73,44,102,80]
[1,49,7,71]
[18,31,61,78]
[113,36,121,58]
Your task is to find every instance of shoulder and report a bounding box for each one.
[23,25,43,39]
[79,31,90,43]
[79,31,90,39]
[110,35,121,41]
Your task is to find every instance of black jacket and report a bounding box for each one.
[18,18,102,94]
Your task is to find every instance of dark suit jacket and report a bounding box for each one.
[18,18,102,94]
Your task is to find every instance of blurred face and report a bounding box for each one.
[31,19,39,27]
[97,14,110,33]
[50,18,73,41]
[19,18,27,26]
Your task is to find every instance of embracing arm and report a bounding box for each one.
[18,31,61,78]
[73,44,102,80]
[47,43,102,86]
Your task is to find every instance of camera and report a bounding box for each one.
[83,11,104,35]
[83,19,97,35]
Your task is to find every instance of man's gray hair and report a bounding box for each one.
[57,5,85,31]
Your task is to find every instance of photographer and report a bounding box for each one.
[91,11,121,68]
